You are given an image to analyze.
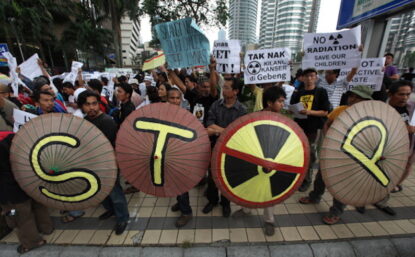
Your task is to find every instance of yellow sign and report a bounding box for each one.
[135,117,196,186]
[142,52,166,71]
[341,118,389,186]
[30,134,100,202]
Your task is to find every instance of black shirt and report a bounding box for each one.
[184,88,218,127]
[290,87,330,134]
[394,106,410,124]
[86,113,118,147]
[118,101,135,126]
[206,99,247,128]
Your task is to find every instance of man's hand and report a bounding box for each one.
[209,55,216,70]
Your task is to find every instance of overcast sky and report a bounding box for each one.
[139,0,342,45]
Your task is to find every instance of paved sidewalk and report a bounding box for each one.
[2,236,415,257]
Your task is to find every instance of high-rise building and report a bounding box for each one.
[385,10,415,68]
[259,0,320,55]
[120,16,141,66]
[228,0,258,46]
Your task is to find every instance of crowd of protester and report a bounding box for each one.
[0,52,414,253]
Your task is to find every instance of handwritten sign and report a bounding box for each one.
[13,109,38,132]
[155,18,210,69]
[213,40,241,74]
[244,48,291,85]
[302,26,361,70]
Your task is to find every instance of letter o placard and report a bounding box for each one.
[320,101,410,207]
[211,112,310,208]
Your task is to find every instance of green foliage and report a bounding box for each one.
[142,0,229,27]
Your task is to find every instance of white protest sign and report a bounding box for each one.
[213,40,241,74]
[13,109,38,132]
[349,58,385,91]
[19,54,43,80]
[302,25,361,70]
[3,52,19,95]
[63,61,83,85]
[244,48,291,85]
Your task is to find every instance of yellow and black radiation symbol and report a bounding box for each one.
[30,133,101,202]
[341,117,390,187]
[218,119,307,206]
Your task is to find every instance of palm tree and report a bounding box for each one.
[91,0,141,67]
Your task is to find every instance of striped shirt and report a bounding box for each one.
[317,78,349,109]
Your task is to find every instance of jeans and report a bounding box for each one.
[177,192,192,215]
[206,171,230,207]
[329,198,346,216]
[308,170,326,202]
[301,132,318,188]
[103,178,130,223]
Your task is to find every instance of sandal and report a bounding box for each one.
[391,185,403,193]
[17,239,46,254]
[61,213,84,223]
[322,214,340,225]
[299,196,319,204]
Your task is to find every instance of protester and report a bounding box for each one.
[32,77,66,113]
[317,68,357,109]
[165,88,194,227]
[0,83,22,109]
[388,80,415,194]
[299,86,374,224]
[232,86,287,236]
[384,53,400,80]
[77,90,130,234]
[114,82,135,126]
[0,90,18,131]
[290,68,330,192]
[204,77,247,217]
[157,82,172,102]
[87,79,110,113]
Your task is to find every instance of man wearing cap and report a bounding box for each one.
[0,85,19,131]
[299,85,374,224]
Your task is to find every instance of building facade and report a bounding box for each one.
[259,0,320,57]
[385,10,415,69]
[228,0,259,46]
[120,16,141,66]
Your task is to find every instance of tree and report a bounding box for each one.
[142,0,229,27]
[60,2,113,69]
[92,0,142,67]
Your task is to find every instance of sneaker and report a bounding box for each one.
[222,205,231,217]
[115,221,128,235]
[99,210,114,220]
[202,203,216,214]
[171,203,180,212]
[264,222,275,236]
[175,214,192,228]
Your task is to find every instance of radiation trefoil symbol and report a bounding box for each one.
[247,61,261,75]
[214,118,309,208]
[329,34,343,45]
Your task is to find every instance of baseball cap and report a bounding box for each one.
[350,85,373,100]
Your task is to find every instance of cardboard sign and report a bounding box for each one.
[341,58,385,91]
[2,51,29,95]
[213,40,241,74]
[302,26,361,70]
[244,48,291,85]
[13,109,38,132]
[19,54,43,80]
[155,18,210,69]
